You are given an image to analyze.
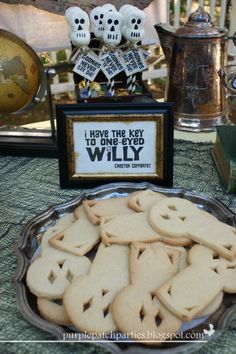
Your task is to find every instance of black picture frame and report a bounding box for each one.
[56,101,174,189]
[0,134,57,157]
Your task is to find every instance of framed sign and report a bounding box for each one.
[56,102,173,188]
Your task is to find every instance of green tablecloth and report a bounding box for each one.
[0,139,236,354]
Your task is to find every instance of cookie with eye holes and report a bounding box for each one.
[26,253,91,299]
[110,240,182,343]
[112,285,182,343]
[63,244,130,334]
[149,197,200,238]
[165,202,219,246]
[64,274,121,334]
[149,196,236,260]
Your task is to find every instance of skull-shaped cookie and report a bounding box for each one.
[65,6,91,47]
[149,197,200,238]
[103,10,122,47]
[26,254,91,299]
[64,274,119,333]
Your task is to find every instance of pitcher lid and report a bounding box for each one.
[175,7,225,38]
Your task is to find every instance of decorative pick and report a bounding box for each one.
[65,7,93,98]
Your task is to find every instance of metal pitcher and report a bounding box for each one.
[155,7,236,131]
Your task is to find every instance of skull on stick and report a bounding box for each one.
[103,10,123,47]
[65,7,91,47]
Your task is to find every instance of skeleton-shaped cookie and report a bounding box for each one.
[65,7,91,47]
[111,243,182,341]
[63,243,129,334]
[123,7,146,43]
[64,275,120,333]
[156,244,236,322]
[150,198,236,260]
[188,244,236,293]
[112,285,182,341]
[103,10,122,47]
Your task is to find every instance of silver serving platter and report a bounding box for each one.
[15,182,236,354]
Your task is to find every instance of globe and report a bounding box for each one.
[0,29,45,114]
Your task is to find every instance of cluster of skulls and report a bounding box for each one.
[65,4,146,48]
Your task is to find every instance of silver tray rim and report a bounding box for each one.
[15,181,236,353]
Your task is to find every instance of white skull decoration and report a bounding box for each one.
[123,8,145,44]
[65,7,90,47]
[119,5,136,36]
[90,5,117,39]
[103,10,122,47]
[90,6,106,39]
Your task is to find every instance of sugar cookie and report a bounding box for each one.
[64,244,130,334]
[185,216,236,260]
[83,196,134,225]
[26,253,91,299]
[37,297,71,325]
[128,189,166,212]
[100,213,162,245]
[41,213,76,257]
[156,264,222,321]
[149,197,199,238]
[112,285,182,342]
[130,242,180,292]
[49,208,100,256]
